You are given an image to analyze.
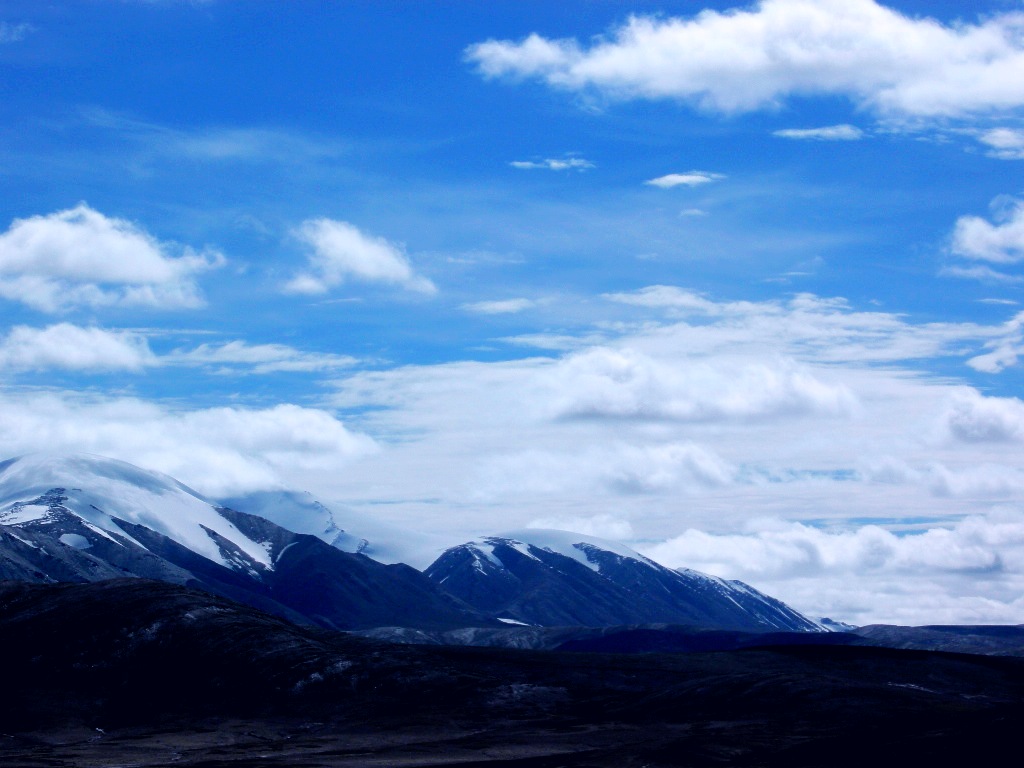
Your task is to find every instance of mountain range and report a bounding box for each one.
[0,452,820,633]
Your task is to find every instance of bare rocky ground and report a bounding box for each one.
[3,580,1024,767]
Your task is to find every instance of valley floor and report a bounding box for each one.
[5,709,1024,768]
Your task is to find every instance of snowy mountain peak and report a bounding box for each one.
[466,529,660,575]
[0,452,273,575]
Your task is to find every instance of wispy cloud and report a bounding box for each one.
[773,125,865,141]
[0,324,359,376]
[509,156,594,171]
[967,312,1024,373]
[0,22,33,44]
[462,298,535,314]
[81,108,349,165]
[940,265,1023,283]
[166,340,358,374]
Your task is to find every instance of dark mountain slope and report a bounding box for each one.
[427,531,819,631]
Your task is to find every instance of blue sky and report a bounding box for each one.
[3,0,1024,623]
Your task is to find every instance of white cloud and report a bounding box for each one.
[0,324,155,372]
[509,157,594,170]
[467,0,1024,118]
[969,346,1020,374]
[952,199,1024,264]
[977,127,1024,159]
[773,124,864,140]
[462,298,535,315]
[0,392,377,498]
[478,442,736,498]
[0,325,360,377]
[285,219,436,296]
[941,388,1024,443]
[645,171,724,188]
[641,510,1024,625]
[964,312,1024,373]
[539,347,857,422]
[167,340,358,374]
[927,463,1024,499]
[603,285,722,313]
[0,204,223,312]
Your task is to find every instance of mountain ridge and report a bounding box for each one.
[424,530,821,632]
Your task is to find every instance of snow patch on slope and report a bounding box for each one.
[497,529,659,573]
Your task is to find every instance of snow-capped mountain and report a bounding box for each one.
[425,529,821,632]
[0,453,487,630]
[0,453,276,578]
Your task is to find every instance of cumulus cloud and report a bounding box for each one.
[167,340,358,374]
[0,204,223,312]
[285,219,436,296]
[462,298,535,315]
[976,127,1024,159]
[0,324,155,372]
[0,392,377,497]
[941,388,1024,443]
[466,0,1024,118]
[773,125,865,140]
[952,199,1024,264]
[509,156,594,170]
[645,171,724,188]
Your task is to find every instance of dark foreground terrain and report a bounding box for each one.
[3,580,1024,767]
